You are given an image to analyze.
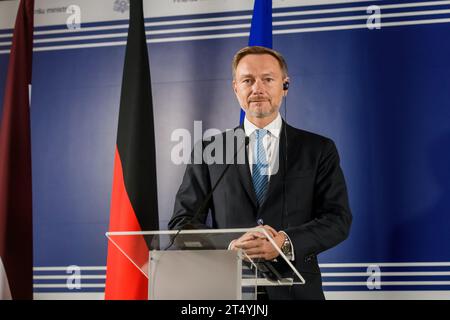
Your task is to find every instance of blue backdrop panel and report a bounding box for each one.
[0,55,9,123]
[1,1,450,296]
[30,47,124,265]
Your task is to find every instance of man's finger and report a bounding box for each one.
[235,239,261,250]
[238,234,256,242]
[244,247,265,256]
[262,225,278,238]
[247,231,268,239]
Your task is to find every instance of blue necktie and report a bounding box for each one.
[252,129,269,206]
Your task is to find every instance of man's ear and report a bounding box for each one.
[283,77,290,96]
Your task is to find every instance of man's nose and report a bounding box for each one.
[251,79,264,93]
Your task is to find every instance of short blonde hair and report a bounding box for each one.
[232,46,288,79]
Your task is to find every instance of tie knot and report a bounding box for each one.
[255,129,268,140]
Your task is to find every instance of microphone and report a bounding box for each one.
[282,85,289,231]
[164,134,250,250]
[184,135,249,229]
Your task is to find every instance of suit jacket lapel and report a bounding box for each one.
[237,161,258,208]
[260,121,292,210]
[234,120,294,210]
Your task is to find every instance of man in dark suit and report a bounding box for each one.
[168,46,352,300]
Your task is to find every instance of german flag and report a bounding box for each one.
[105,0,159,300]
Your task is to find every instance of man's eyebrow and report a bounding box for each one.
[237,73,254,79]
[237,72,276,79]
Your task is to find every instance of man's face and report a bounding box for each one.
[233,54,288,121]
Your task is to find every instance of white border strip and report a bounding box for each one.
[31,271,450,277]
[26,0,450,36]
[33,284,105,288]
[32,262,450,272]
[34,24,129,36]
[274,8,450,25]
[32,16,252,36]
[325,290,450,300]
[29,40,128,53]
[275,0,450,17]
[0,17,442,55]
[34,23,247,43]
[0,0,446,39]
[32,272,450,277]
[320,262,450,268]
[322,271,450,276]
[34,266,106,271]
[323,281,450,286]
[274,17,450,35]
[34,275,106,280]
[32,291,450,300]
[28,8,450,45]
[32,281,450,288]
[34,292,104,300]
[32,262,450,271]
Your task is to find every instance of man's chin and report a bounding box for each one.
[254,113,272,118]
[247,110,276,118]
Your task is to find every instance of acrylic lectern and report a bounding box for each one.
[106,227,305,300]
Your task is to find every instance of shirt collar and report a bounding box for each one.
[244,113,282,138]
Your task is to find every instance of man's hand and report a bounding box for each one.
[230,225,286,261]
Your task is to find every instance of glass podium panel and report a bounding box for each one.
[106,228,305,300]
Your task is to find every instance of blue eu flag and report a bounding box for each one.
[240,0,273,124]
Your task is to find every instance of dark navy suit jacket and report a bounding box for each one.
[169,121,352,300]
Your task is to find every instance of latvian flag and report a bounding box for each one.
[0,0,34,300]
[105,0,159,300]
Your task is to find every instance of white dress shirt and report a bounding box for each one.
[244,113,282,178]
[242,113,295,261]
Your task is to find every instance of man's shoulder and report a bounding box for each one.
[286,124,334,147]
